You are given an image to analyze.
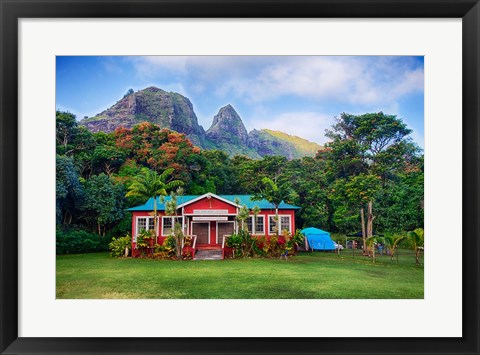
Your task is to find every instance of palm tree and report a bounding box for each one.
[408,228,424,265]
[384,234,406,262]
[165,187,186,259]
[252,177,295,237]
[126,167,184,240]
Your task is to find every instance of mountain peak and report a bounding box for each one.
[206,104,248,145]
[220,103,235,111]
[143,86,165,93]
[78,87,321,159]
[79,86,205,146]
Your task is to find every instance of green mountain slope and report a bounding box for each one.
[80,86,322,159]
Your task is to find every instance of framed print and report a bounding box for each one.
[1,0,479,354]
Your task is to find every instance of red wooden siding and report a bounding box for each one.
[130,195,297,257]
[183,197,237,214]
[251,209,296,236]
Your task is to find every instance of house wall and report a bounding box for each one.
[131,209,297,243]
[209,221,216,244]
[131,211,167,255]
[251,209,296,236]
[183,197,237,214]
[131,199,297,257]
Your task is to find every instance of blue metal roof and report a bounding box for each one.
[127,194,300,211]
[301,227,330,236]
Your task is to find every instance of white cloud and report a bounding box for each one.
[125,56,423,141]
[128,56,423,107]
[102,57,124,74]
[390,68,424,98]
[252,111,333,145]
[216,57,423,106]
[129,56,188,77]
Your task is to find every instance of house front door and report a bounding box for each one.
[217,222,235,244]
[192,222,209,244]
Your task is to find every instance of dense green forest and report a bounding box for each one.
[56,110,424,250]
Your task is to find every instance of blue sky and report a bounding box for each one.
[56,56,424,147]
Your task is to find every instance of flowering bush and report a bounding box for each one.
[109,234,132,257]
[152,235,176,259]
[134,229,155,257]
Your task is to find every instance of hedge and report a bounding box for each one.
[56,229,111,254]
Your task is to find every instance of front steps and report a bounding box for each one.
[194,249,222,260]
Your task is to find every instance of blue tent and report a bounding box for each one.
[301,227,335,251]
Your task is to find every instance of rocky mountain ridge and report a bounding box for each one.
[80,87,321,159]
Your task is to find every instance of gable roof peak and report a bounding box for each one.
[176,192,242,209]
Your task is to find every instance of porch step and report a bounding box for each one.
[194,249,223,260]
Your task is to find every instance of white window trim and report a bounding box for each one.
[268,214,291,234]
[279,215,292,233]
[247,215,265,235]
[268,215,277,235]
[135,216,157,241]
[162,216,183,236]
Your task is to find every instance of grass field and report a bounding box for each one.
[56,249,423,299]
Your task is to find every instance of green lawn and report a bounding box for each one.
[56,249,423,299]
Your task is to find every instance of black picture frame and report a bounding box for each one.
[1,1,478,354]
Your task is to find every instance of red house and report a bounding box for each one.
[127,192,300,258]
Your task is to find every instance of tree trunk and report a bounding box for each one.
[415,248,421,265]
[366,200,375,256]
[360,208,366,255]
[367,201,373,239]
[372,238,376,263]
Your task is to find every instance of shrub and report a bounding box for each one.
[135,229,154,253]
[225,233,246,258]
[150,235,177,259]
[268,234,283,257]
[109,234,132,257]
[225,233,243,250]
[163,235,177,256]
[252,236,267,257]
[56,228,110,254]
[292,229,305,246]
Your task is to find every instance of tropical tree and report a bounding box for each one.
[236,203,250,232]
[253,177,295,237]
[56,155,84,225]
[383,234,406,262]
[81,173,126,236]
[324,112,418,183]
[56,111,78,155]
[126,167,184,238]
[408,228,424,265]
[283,157,329,230]
[320,112,423,244]
[232,199,257,258]
[365,235,378,263]
[252,205,261,232]
[164,187,185,259]
[91,144,126,176]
